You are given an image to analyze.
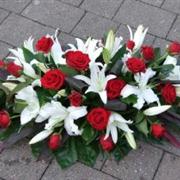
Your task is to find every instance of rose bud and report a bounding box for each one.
[0,110,11,128]
[65,51,90,71]
[100,135,115,152]
[141,46,155,60]
[168,41,180,55]
[7,62,23,77]
[0,60,5,68]
[35,36,53,54]
[161,83,176,104]
[48,134,61,151]
[126,40,135,50]
[151,123,166,138]
[68,91,83,107]
[126,57,146,74]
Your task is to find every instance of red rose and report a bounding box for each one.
[87,107,110,131]
[126,40,135,50]
[65,51,90,71]
[126,57,146,74]
[0,110,11,128]
[35,36,53,53]
[7,62,23,77]
[48,134,61,151]
[141,46,155,60]
[68,91,83,107]
[161,83,176,104]
[0,60,5,68]
[41,69,65,90]
[168,42,180,55]
[151,124,166,138]
[106,79,126,100]
[100,135,114,152]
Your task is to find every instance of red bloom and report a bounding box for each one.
[161,83,176,104]
[68,91,83,107]
[41,69,65,90]
[151,124,166,138]
[100,135,115,152]
[35,36,53,53]
[48,134,61,151]
[106,78,126,100]
[7,62,22,77]
[0,60,5,68]
[141,46,155,60]
[126,57,146,73]
[65,51,90,71]
[87,108,110,131]
[126,40,135,50]
[168,41,180,55]
[0,110,11,128]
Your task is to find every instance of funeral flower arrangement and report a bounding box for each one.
[0,25,180,168]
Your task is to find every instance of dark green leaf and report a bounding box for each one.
[122,94,137,105]
[159,64,174,79]
[31,141,44,157]
[59,65,78,76]
[54,137,78,169]
[22,47,34,63]
[136,119,149,136]
[34,53,46,63]
[154,48,161,59]
[0,89,6,108]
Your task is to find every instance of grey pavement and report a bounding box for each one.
[0,0,180,179]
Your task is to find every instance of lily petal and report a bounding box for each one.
[125,132,137,149]
[144,105,171,116]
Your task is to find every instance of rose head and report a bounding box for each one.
[106,78,126,100]
[35,36,53,54]
[65,51,90,71]
[48,134,61,151]
[126,40,135,50]
[141,46,155,60]
[7,62,23,77]
[100,135,115,152]
[87,107,110,131]
[68,91,83,107]
[126,57,146,74]
[0,60,5,68]
[41,69,65,90]
[151,123,166,138]
[0,110,11,128]
[161,83,176,104]
[168,41,180,55]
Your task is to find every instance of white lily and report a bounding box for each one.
[24,36,35,53]
[15,86,40,125]
[127,25,148,52]
[29,101,87,144]
[143,105,171,116]
[67,37,103,66]
[121,68,160,110]
[105,112,136,149]
[121,52,132,73]
[75,63,116,104]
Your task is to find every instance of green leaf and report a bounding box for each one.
[159,64,174,78]
[135,111,145,124]
[111,45,126,64]
[0,89,6,108]
[82,125,98,144]
[154,48,161,59]
[22,47,34,63]
[103,48,111,64]
[122,94,137,105]
[59,65,78,76]
[136,119,149,136]
[31,141,44,157]
[76,138,99,166]
[54,137,78,169]
[13,99,27,113]
[34,53,46,63]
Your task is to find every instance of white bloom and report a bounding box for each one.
[15,86,40,125]
[67,38,103,66]
[24,36,35,53]
[29,101,87,144]
[121,53,132,73]
[144,105,171,116]
[75,63,116,104]
[105,112,136,149]
[121,68,160,110]
[127,25,148,52]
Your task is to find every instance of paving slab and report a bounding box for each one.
[102,142,163,180]
[0,41,13,58]
[59,32,77,46]
[0,140,49,180]
[60,0,83,7]
[138,0,164,7]
[162,0,180,14]
[153,37,170,51]
[72,12,118,39]
[0,0,31,13]
[0,14,55,46]
[42,160,116,180]
[22,0,85,33]
[0,9,9,24]
[116,24,155,45]
[154,153,180,180]
[114,0,175,38]
[167,15,180,41]
[81,0,123,19]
